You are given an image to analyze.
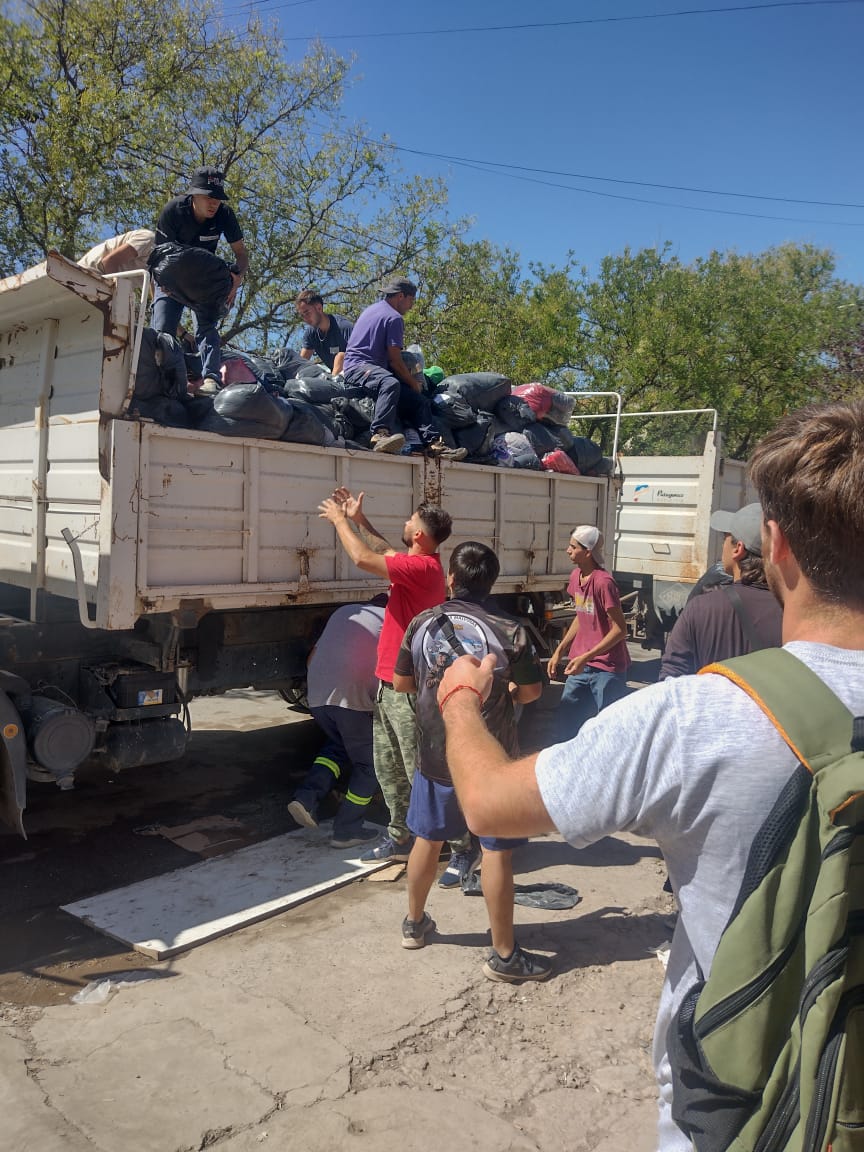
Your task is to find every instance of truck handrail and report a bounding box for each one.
[574,406,720,442]
[558,391,624,460]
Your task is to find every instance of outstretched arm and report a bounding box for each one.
[438,655,554,838]
[332,488,394,555]
[319,493,393,578]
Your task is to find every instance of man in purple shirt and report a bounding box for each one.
[343,277,465,459]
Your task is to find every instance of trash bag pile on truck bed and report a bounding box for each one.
[129,332,614,476]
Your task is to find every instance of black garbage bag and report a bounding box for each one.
[133,328,188,402]
[567,435,604,473]
[179,332,203,382]
[129,328,190,427]
[199,382,291,439]
[502,431,543,470]
[331,393,376,431]
[147,243,232,311]
[296,361,331,380]
[582,455,616,477]
[272,346,305,381]
[494,395,537,431]
[454,411,495,456]
[442,371,511,412]
[281,398,334,447]
[430,415,457,449]
[544,419,575,451]
[286,377,345,405]
[326,407,356,440]
[523,422,561,456]
[185,395,215,427]
[221,348,283,395]
[431,392,476,429]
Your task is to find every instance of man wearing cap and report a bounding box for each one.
[152,166,249,391]
[342,278,465,459]
[78,229,156,276]
[548,525,631,738]
[295,290,353,376]
[660,503,782,679]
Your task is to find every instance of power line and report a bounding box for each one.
[282,1,864,42]
[422,151,864,226]
[387,144,864,211]
[298,122,862,226]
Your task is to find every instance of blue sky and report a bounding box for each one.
[235,0,864,284]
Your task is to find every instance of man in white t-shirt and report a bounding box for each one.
[433,400,864,1152]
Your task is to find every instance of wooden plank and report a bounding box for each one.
[60,827,389,959]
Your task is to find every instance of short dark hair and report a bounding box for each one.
[416,503,452,546]
[449,541,500,599]
[749,400,864,608]
[295,289,323,308]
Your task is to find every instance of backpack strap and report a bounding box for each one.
[719,584,771,652]
[699,648,854,776]
[434,612,470,658]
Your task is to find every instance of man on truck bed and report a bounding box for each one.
[341,277,465,460]
[295,289,353,376]
[660,502,782,678]
[152,166,249,393]
[317,487,471,867]
[433,399,864,1152]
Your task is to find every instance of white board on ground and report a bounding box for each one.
[60,826,388,959]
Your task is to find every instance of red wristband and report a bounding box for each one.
[439,683,484,714]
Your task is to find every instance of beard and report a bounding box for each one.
[401,530,413,549]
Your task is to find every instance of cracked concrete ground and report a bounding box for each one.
[1,657,673,1152]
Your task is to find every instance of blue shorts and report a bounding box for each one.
[407,772,526,852]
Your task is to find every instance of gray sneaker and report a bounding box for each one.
[401,912,436,950]
[330,826,379,849]
[483,945,552,983]
[371,430,405,454]
[198,376,221,395]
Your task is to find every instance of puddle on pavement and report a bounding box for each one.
[0,906,156,1007]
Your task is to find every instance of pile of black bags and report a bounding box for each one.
[130,332,613,474]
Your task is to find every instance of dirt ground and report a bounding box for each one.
[1,648,675,1152]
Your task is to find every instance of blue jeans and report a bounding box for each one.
[559,668,630,740]
[343,363,437,444]
[152,289,223,381]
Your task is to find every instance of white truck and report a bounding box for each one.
[0,255,752,834]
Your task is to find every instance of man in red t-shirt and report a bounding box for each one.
[318,487,465,862]
[548,525,630,738]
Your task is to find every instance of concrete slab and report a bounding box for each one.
[60,826,387,958]
[215,1086,540,1151]
[28,975,351,1138]
[0,1028,95,1152]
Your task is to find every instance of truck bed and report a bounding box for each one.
[0,255,612,631]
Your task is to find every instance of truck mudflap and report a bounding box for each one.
[0,671,31,837]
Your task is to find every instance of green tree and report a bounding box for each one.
[572,244,863,458]
[0,0,453,347]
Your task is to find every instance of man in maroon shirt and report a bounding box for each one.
[318,487,469,863]
[548,525,631,738]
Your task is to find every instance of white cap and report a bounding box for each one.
[571,525,605,567]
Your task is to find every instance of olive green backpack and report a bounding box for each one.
[669,648,864,1152]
